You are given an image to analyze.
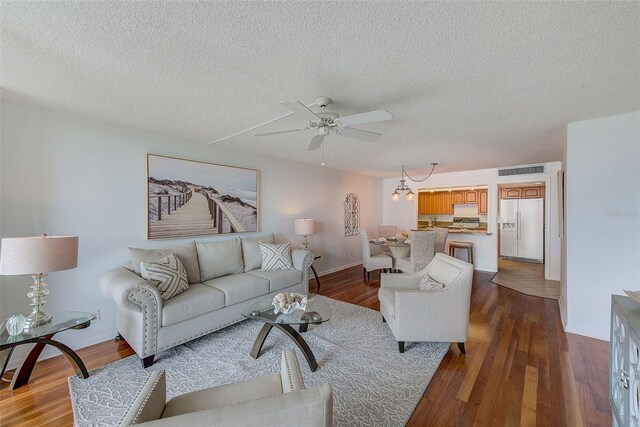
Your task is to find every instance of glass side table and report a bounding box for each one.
[0,311,95,390]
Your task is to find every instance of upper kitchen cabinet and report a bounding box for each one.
[418,191,453,215]
[478,189,488,214]
[465,191,478,203]
[452,191,465,204]
[500,186,544,199]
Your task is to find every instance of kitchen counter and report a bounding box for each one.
[414,228,491,235]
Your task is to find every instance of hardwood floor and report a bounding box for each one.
[0,266,610,426]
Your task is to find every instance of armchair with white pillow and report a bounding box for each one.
[119,349,333,426]
[378,253,474,353]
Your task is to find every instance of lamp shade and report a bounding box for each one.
[0,235,78,275]
[294,219,316,235]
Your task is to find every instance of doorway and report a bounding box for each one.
[493,182,559,299]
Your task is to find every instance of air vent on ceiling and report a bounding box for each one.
[498,164,545,176]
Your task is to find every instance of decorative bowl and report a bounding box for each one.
[272,292,308,314]
[624,290,640,305]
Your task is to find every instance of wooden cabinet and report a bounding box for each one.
[418,191,453,215]
[452,191,465,204]
[610,296,640,427]
[522,186,544,198]
[465,191,478,203]
[478,189,488,214]
[500,186,544,199]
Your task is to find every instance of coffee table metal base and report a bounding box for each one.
[249,323,318,372]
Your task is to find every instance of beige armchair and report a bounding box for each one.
[119,350,333,426]
[378,253,474,353]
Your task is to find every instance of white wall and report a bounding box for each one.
[383,163,562,278]
[565,111,640,341]
[0,99,382,360]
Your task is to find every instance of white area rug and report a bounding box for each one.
[69,296,448,426]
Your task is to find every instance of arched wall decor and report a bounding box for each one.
[343,193,360,236]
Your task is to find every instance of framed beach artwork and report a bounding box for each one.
[146,154,259,239]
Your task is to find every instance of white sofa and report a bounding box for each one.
[100,233,313,367]
[378,253,474,353]
[119,350,333,427]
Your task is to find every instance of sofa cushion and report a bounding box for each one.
[196,238,244,281]
[260,242,293,271]
[162,283,225,327]
[247,269,302,292]
[203,273,269,306]
[140,254,190,301]
[129,242,200,284]
[378,288,396,319]
[241,234,275,272]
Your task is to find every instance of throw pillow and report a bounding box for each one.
[260,242,294,271]
[419,275,445,291]
[140,254,190,301]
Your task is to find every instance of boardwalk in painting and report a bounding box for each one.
[148,191,216,239]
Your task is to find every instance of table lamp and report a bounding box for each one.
[0,234,79,330]
[294,219,315,250]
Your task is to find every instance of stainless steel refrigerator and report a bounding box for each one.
[499,198,544,263]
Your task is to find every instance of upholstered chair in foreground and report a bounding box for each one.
[119,349,333,426]
[360,230,393,281]
[395,230,436,273]
[378,253,474,353]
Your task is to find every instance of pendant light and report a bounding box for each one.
[391,163,438,201]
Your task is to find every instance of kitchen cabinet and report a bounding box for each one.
[522,187,544,198]
[465,191,478,203]
[452,191,465,204]
[478,189,488,214]
[500,186,544,199]
[610,295,640,427]
[502,188,522,199]
[418,191,453,215]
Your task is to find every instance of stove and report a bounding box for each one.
[448,217,480,230]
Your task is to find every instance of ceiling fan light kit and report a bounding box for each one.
[392,163,438,201]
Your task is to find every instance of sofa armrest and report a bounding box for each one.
[281,349,305,393]
[100,267,162,356]
[138,384,333,427]
[380,272,421,290]
[291,249,313,293]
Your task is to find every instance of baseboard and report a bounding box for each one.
[317,261,363,277]
[564,324,609,342]
[558,296,567,328]
[475,268,496,274]
[4,331,116,372]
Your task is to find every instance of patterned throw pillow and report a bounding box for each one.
[419,275,445,291]
[260,242,294,271]
[140,254,190,301]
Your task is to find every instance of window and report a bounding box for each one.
[343,193,360,236]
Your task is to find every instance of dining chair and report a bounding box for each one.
[433,227,449,254]
[360,230,393,281]
[377,225,398,239]
[395,230,436,273]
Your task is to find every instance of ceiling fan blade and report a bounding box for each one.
[337,109,392,127]
[280,101,320,122]
[254,127,309,137]
[307,134,324,151]
[337,127,382,142]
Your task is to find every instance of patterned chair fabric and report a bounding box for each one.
[377,225,398,239]
[433,227,449,254]
[395,230,436,273]
[360,230,393,280]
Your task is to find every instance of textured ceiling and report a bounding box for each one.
[1,1,639,177]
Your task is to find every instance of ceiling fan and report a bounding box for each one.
[253,96,392,151]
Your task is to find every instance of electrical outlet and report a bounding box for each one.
[92,309,101,322]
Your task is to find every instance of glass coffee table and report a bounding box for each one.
[241,294,331,372]
[0,311,95,390]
